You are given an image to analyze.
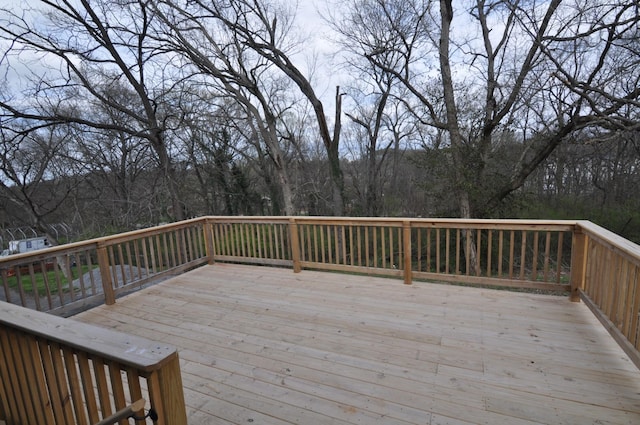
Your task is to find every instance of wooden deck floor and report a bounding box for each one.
[74,264,640,425]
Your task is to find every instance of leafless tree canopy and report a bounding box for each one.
[0,0,639,240]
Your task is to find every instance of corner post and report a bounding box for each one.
[570,225,588,302]
[289,218,302,273]
[148,354,188,425]
[203,218,216,265]
[97,244,115,305]
[403,221,412,285]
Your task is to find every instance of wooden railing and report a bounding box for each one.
[207,217,292,268]
[0,241,102,316]
[0,301,187,425]
[207,217,575,292]
[0,218,209,316]
[0,217,577,315]
[96,219,209,306]
[0,220,207,424]
[572,220,640,368]
[2,215,640,424]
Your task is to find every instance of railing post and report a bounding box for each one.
[97,245,116,305]
[570,225,588,302]
[289,218,302,273]
[148,354,188,425]
[204,219,216,265]
[403,221,412,285]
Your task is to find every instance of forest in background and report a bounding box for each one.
[1,0,639,244]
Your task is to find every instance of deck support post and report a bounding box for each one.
[97,245,116,305]
[204,219,216,265]
[403,221,412,285]
[570,225,588,302]
[289,218,302,273]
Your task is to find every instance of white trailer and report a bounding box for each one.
[2,237,51,256]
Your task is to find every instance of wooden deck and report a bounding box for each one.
[74,264,640,425]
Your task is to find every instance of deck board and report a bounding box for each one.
[74,264,640,424]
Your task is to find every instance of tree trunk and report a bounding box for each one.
[439,0,472,219]
[155,139,184,221]
[439,0,478,271]
[329,87,346,216]
[366,151,378,216]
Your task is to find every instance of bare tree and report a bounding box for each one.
[337,0,640,218]
[329,0,426,216]
[76,125,157,229]
[182,122,263,216]
[152,0,304,214]
[343,87,393,216]
[0,123,82,242]
[0,0,188,222]
[154,0,347,215]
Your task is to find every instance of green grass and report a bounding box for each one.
[6,265,97,297]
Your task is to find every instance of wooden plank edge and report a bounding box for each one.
[213,257,293,267]
[299,262,404,278]
[47,293,105,317]
[413,271,569,292]
[580,290,640,371]
[0,301,178,372]
[111,259,209,297]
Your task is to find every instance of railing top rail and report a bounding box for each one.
[96,216,205,246]
[205,215,578,227]
[205,216,292,224]
[0,217,208,267]
[0,240,100,267]
[0,300,178,372]
[400,219,573,231]
[577,220,640,265]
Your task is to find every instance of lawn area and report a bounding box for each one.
[6,264,97,296]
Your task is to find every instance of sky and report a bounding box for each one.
[0,0,345,95]
[292,0,347,94]
[0,0,515,115]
